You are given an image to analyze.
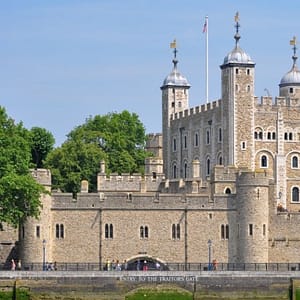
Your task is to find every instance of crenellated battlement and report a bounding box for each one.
[97,172,164,192]
[257,95,300,108]
[171,99,221,121]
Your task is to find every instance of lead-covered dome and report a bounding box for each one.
[280,57,300,87]
[223,44,254,65]
[161,59,190,88]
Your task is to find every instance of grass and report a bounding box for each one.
[125,286,193,300]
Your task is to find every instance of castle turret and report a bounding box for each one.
[236,171,269,263]
[279,36,300,98]
[220,13,255,169]
[161,40,190,179]
[19,169,52,265]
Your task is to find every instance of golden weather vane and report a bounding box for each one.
[234,12,240,23]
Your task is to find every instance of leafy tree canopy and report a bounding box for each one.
[45,110,149,194]
[30,127,55,168]
[0,107,45,227]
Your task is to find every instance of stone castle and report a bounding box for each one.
[2,15,300,269]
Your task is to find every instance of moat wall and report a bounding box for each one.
[0,271,295,299]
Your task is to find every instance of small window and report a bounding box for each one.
[249,224,253,236]
[247,85,251,92]
[206,130,210,145]
[272,132,276,140]
[184,135,187,149]
[56,224,59,239]
[173,165,177,179]
[105,223,114,239]
[290,87,294,94]
[267,132,271,140]
[171,224,180,240]
[171,102,175,107]
[178,101,182,108]
[241,141,246,150]
[184,163,187,178]
[247,69,250,75]
[225,188,231,194]
[218,128,222,142]
[140,226,149,239]
[206,158,210,176]
[36,226,40,238]
[289,132,293,140]
[208,213,213,219]
[219,156,223,165]
[292,156,299,168]
[292,187,300,202]
[263,224,266,236]
[173,138,177,151]
[194,133,199,147]
[55,223,65,239]
[235,68,239,75]
[261,155,268,168]
[235,84,239,91]
[221,224,229,240]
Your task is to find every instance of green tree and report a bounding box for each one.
[0,107,45,227]
[45,110,149,194]
[45,139,107,194]
[30,127,55,168]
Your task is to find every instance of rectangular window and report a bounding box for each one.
[263,224,266,236]
[249,224,253,236]
[36,226,40,238]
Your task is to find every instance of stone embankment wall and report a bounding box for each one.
[0,271,294,299]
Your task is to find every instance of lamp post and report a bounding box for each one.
[208,239,212,271]
[42,239,46,271]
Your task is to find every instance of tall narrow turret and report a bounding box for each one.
[220,12,255,169]
[161,40,190,178]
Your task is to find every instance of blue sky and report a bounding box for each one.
[0,1,299,146]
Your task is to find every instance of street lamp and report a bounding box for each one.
[42,239,46,271]
[207,239,212,271]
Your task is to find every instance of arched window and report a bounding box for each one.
[184,163,187,178]
[173,165,177,179]
[225,188,231,194]
[207,158,210,176]
[219,156,223,165]
[218,128,222,142]
[292,187,300,202]
[194,133,199,147]
[292,156,299,168]
[184,135,187,149]
[206,130,210,144]
[173,138,177,151]
[261,155,267,168]
[289,132,293,140]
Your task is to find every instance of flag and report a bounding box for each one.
[290,36,297,45]
[170,39,177,49]
[202,19,207,33]
[234,12,239,23]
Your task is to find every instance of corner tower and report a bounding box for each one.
[161,40,190,178]
[220,13,255,169]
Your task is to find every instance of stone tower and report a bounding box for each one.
[19,169,52,265]
[236,171,269,263]
[161,42,190,179]
[220,13,255,169]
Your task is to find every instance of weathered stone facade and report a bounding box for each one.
[3,16,300,268]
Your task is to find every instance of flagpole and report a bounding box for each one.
[205,15,208,103]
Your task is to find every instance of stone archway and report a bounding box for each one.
[126,255,169,271]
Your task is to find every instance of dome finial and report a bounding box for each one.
[170,39,178,69]
[290,36,298,68]
[234,12,240,47]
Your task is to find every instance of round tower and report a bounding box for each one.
[19,169,52,266]
[279,36,300,98]
[220,12,255,170]
[236,171,269,264]
[161,40,190,179]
